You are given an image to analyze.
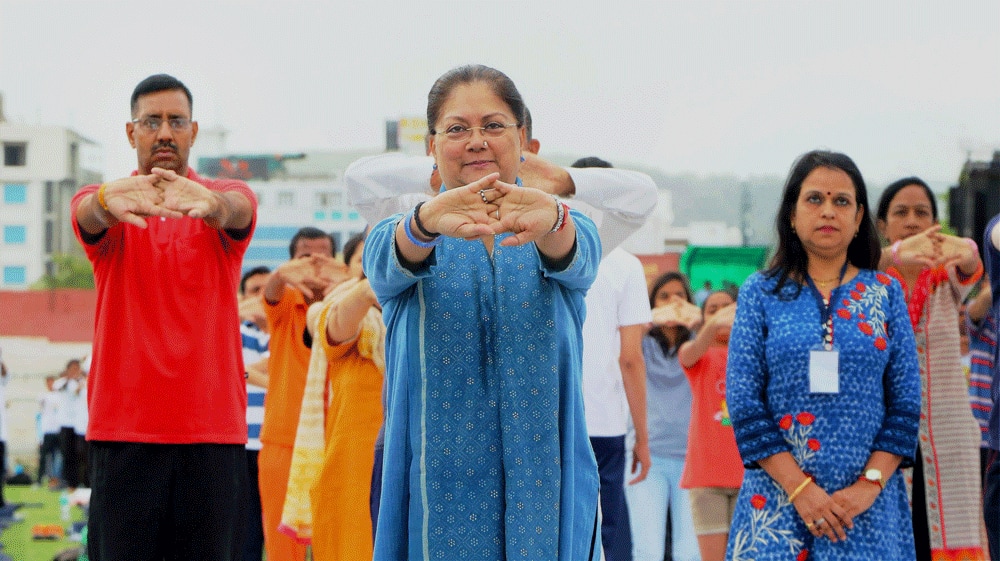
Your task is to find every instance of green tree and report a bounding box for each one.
[31,253,95,289]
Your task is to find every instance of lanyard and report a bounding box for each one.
[805,261,849,351]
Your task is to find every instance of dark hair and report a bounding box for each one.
[701,289,737,315]
[571,156,613,169]
[876,176,938,223]
[766,150,881,296]
[66,359,81,369]
[240,266,271,295]
[131,74,193,116]
[288,227,337,258]
[524,107,534,142]
[427,65,525,135]
[648,271,693,356]
[342,232,366,268]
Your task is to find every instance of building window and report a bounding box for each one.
[45,181,54,212]
[314,211,325,221]
[3,143,26,166]
[3,266,26,285]
[277,192,294,206]
[315,192,342,208]
[3,225,26,244]
[45,220,54,253]
[3,183,27,204]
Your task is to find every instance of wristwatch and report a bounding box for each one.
[860,468,885,490]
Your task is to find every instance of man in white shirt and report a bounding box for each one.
[574,157,653,561]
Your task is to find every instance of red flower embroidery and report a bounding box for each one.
[841,298,850,306]
[855,281,865,291]
[796,412,815,425]
[807,438,821,451]
[859,312,866,320]
[797,549,810,561]
[874,337,887,351]
[779,414,793,430]
[837,309,851,319]
[876,273,891,285]
[858,322,873,336]
[850,290,862,300]
[750,494,766,509]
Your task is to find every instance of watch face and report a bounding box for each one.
[865,468,882,480]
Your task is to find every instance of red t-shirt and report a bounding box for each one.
[71,170,257,444]
[680,345,745,489]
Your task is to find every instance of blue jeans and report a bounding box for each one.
[985,448,999,561]
[625,454,700,561]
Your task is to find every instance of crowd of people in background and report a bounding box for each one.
[0,65,992,561]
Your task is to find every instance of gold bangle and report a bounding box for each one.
[97,183,110,212]
[787,475,813,503]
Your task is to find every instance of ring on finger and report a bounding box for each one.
[805,521,814,529]
[479,189,493,204]
[814,517,826,526]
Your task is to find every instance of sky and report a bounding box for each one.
[1,1,998,189]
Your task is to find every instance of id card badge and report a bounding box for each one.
[808,347,840,394]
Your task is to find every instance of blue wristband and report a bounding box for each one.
[402,211,442,248]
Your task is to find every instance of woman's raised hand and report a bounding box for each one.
[421,173,502,240]
[936,232,981,272]
[894,224,943,269]
[490,180,562,247]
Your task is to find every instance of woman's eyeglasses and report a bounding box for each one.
[435,122,518,142]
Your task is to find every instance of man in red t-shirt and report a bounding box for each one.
[71,74,257,561]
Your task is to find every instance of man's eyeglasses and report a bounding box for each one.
[131,117,192,132]
[435,122,518,142]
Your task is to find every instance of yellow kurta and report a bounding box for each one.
[310,307,384,561]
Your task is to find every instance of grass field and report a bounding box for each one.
[1,484,86,561]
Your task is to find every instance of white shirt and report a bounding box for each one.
[40,390,61,435]
[343,153,658,256]
[581,248,652,436]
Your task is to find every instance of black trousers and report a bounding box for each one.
[87,441,246,561]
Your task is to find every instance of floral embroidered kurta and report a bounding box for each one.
[365,210,602,561]
[726,270,921,561]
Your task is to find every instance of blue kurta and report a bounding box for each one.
[725,270,921,561]
[365,210,602,561]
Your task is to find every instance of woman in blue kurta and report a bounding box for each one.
[725,151,921,561]
[363,65,602,561]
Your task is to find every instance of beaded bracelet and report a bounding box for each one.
[97,183,111,212]
[402,210,442,248]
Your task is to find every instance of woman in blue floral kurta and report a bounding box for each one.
[725,151,922,561]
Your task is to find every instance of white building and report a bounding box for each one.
[0,96,103,288]
[198,149,387,272]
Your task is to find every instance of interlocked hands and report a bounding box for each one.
[98,167,222,228]
[892,224,980,271]
[275,254,350,301]
[651,295,702,329]
[418,173,566,247]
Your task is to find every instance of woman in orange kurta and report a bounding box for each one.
[281,237,385,561]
